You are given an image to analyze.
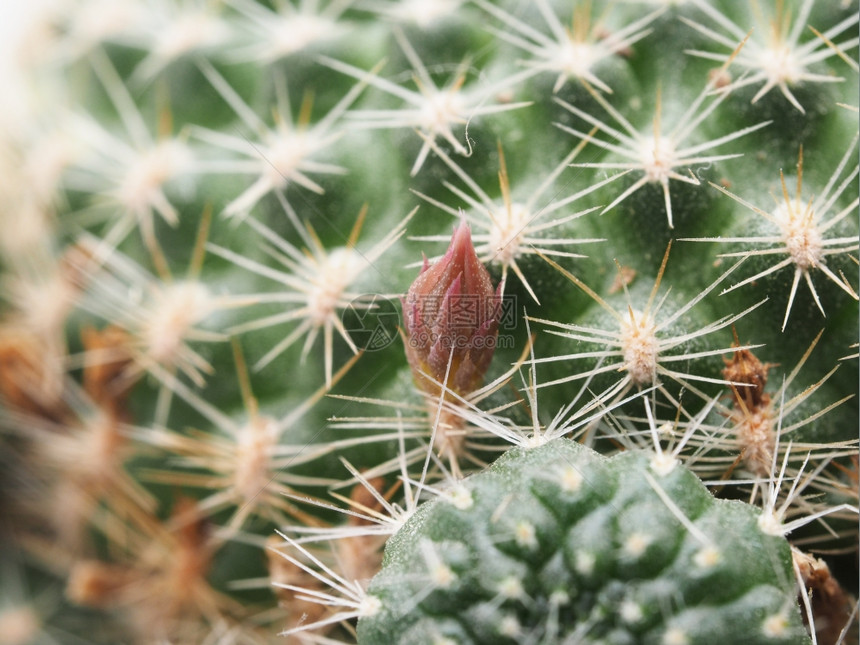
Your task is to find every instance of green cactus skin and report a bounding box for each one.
[357,438,810,645]
[0,0,857,643]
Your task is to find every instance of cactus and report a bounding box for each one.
[0,1,857,644]
[356,438,809,644]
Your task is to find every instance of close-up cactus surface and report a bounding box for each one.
[0,1,858,644]
[358,438,810,644]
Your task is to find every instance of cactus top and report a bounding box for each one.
[357,438,810,645]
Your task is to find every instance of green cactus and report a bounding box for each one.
[357,437,809,645]
[0,1,857,644]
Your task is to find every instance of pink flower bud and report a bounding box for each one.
[403,223,500,397]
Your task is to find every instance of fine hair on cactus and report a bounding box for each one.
[0,1,857,644]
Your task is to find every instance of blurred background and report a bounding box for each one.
[0,0,52,133]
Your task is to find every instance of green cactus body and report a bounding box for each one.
[357,437,809,645]
[0,0,857,643]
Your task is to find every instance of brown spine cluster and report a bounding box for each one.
[722,340,777,477]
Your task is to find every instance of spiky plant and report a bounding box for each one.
[0,1,857,643]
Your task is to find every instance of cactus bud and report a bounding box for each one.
[402,223,499,397]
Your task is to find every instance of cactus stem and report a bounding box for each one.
[3,2,857,642]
